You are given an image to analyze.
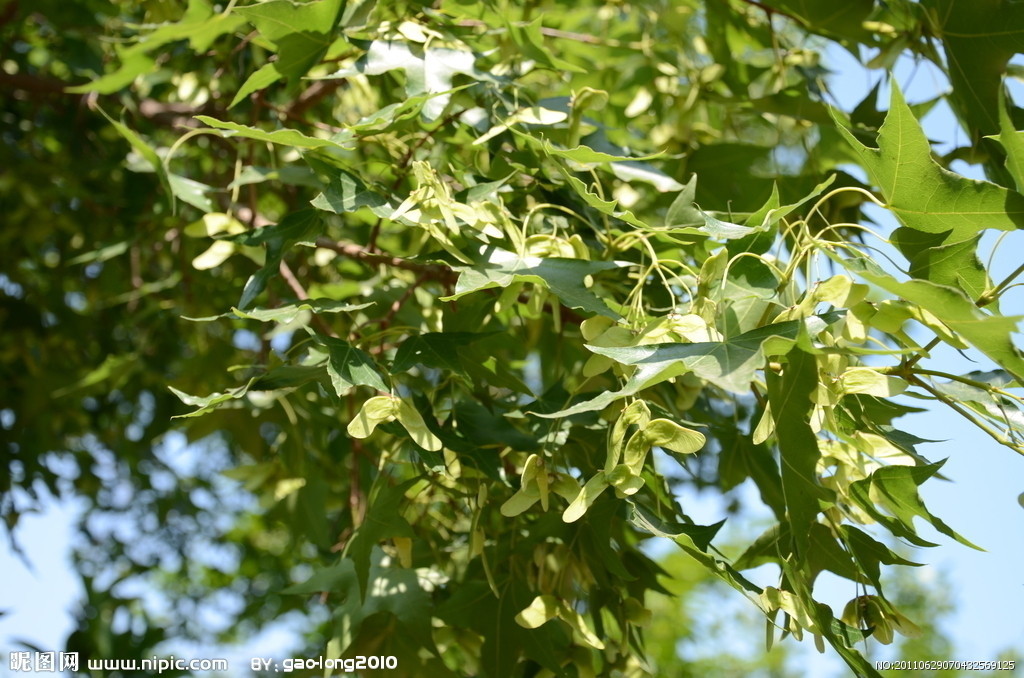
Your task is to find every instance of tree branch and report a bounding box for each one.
[278,260,337,337]
[314,237,457,283]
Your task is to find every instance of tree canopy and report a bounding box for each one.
[3,0,1024,675]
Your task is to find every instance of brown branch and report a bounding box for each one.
[378,273,430,331]
[278,260,337,337]
[0,0,19,30]
[287,79,343,119]
[1,72,221,126]
[315,237,457,283]
[0,71,66,95]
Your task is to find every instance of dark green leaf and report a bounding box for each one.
[766,348,833,558]
[848,460,981,550]
[313,334,389,395]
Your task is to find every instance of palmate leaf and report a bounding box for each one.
[235,0,344,80]
[169,379,257,418]
[848,460,981,550]
[310,170,393,218]
[230,63,282,109]
[537,320,808,418]
[286,549,436,656]
[226,210,324,309]
[922,0,1024,144]
[831,78,1024,297]
[841,525,922,589]
[435,580,570,678]
[833,79,1024,295]
[234,300,373,324]
[836,79,1024,236]
[594,319,804,392]
[557,170,648,229]
[758,0,876,45]
[391,332,493,375]
[311,334,389,395]
[993,89,1024,192]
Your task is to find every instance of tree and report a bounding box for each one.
[3,0,1024,675]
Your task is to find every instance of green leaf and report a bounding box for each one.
[65,52,155,94]
[52,353,137,397]
[627,501,726,552]
[557,169,648,228]
[766,348,832,558]
[453,401,540,452]
[283,558,357,595]
[66,0,245,93]
[436,580,569,678]
[392,332,489,374]
[445,246,627,318]
[832,80,1024,293]
[95,106,171,203]
[195,115,354,150]
[504,17,585,73]
[666,174,701,226]
[628,500,762,602]
[232,210,323,309]
[588,320,805,395]
[169,379,257,418]
[890,229,988,299]
[249,364,324,391]
[230,63,283,109]
[579,497,637,580]
[923,0,1024,144]
[849,460,981,550]
[314,334,389,395]
[168,173,214,212]
[235,0,344,79]
[832,253,1024,385]
[695,209,764,240]
[343,90,465,135]
[344,479,418,598]
[840,525,922,589]
[993,87,1024,191]
[234,299,373,323]
[228,165,320,189]
[310,170,392,217]
[758,0,875,44]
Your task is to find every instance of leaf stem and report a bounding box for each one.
[908,375,1024,456]
[977,259,1024,308]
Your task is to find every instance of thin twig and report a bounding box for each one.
[315,237,457,282]
[908,374,1024,456]
[278,260,337,337]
